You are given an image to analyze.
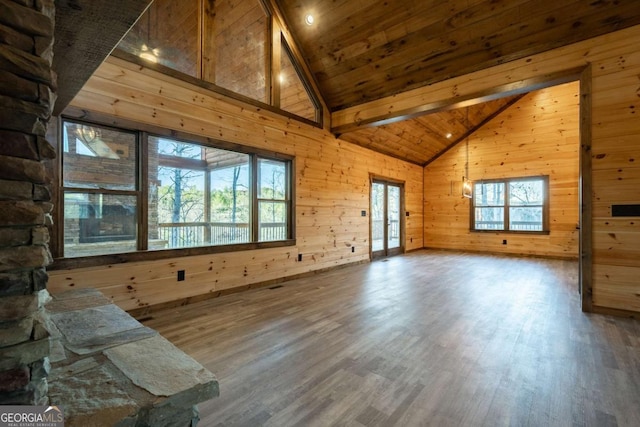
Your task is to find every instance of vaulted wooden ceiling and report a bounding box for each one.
[53,0,640,165]
[338,94,522,166]
[277,0,640,112]
[274,0,640,165]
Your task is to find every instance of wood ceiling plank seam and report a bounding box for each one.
[364,13,635,110]
[279,0,396,48]
[307,3,529,88]
[422,93,526,167]
[355,144,425,166]
[306,1,448,66]
[303,1,640,109]
[444,0,532,30]
[338,134,432,165]
[308,0,461,60]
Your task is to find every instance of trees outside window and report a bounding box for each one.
[257,158,288,241]
[472,177,548,232]
[148,136,289,250]
[60,119,293,259]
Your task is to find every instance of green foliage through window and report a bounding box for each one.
[472,177,548,232]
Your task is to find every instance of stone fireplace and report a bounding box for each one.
[0,0,57,405]
[0,2,218,424]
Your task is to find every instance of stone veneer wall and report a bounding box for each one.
[0,0,56,405]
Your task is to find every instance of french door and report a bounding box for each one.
[371,179,404,259]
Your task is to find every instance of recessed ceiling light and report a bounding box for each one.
[446,133,452,139]
[305,14,314,26]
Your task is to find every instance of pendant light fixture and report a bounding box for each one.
[462,107,473,198]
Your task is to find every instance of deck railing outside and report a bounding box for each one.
[475,221,542,231]
[157,222,287,248]
[372,219,399,242]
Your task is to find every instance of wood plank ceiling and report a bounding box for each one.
[52,1,640,165]
[338,95,522,166]
[277,0,640,164]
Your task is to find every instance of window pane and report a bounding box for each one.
[510,180,543,206]
[157,139,202,159]
[148,137,206,249]
[258,159,287,200]
[210,150,251,245]
[510,207,543,231]
[259,201,287,241]
[64,193,137,257]
[203,0,269,102]
[474,182,505,206]
[63,122,136,191]
[371,183,385,252]
[155,166,205,248]
[118,0,200,77]
[475,207,504,230]
[280,40,317,121]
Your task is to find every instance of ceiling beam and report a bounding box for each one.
[329,41,591,135]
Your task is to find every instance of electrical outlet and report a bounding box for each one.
[502,239,507,245]
[351,246,355,253]
[177,270,185,281]
[298,253,302,261]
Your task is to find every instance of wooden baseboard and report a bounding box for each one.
[128,259,370,320]
[591,305,639,319]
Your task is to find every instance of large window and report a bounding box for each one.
[472,177,548,232]
[61,122,139,258]
[117,0,321,124]
[60,119,293,259]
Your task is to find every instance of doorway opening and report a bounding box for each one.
[371,178,404,259]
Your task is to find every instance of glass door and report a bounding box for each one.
[387,185,401,252]
[371,180,404,258]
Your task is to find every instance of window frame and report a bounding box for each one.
[52,114,295,270]
[59,119,142,258]
[113,0,323,127]
[470,176,550,234]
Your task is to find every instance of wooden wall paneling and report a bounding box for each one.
[50,56,424,311]
[414,25,640,314]
[424,81,580,259]
[593,264,640,312]
[588,37,640,310]
[92,58,307,137]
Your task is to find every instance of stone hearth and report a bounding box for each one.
[46,289,218,427]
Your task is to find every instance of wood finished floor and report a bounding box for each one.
[145,250,640,427]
